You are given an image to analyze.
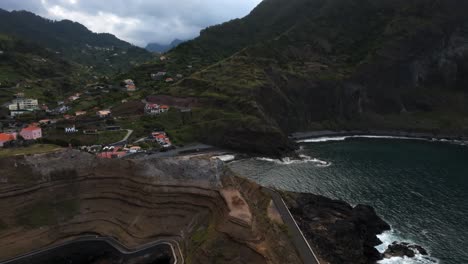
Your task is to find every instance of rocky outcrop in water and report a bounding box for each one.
[384,241,428,258]
[284,192,391,264]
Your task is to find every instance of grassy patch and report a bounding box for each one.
[191,227,210,244]
[0,144,62,157]
[45,129,128,146]
[16,199,79,228]
[0,219,7,231]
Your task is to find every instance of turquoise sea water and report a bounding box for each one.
[229,138,468,264]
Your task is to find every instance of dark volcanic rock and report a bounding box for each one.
[384,241,428,259]
[286,192,391,264]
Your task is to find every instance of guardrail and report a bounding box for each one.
[264,188,321,264]
[0,236,183,264]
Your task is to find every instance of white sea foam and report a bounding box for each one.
[256,154,331,167]
[298,134,468,146]
[214,154,236,162]
[376,230,439,264]
[298,135,427,143]
[378,255,439,264]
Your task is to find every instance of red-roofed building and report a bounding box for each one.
[126,84,137,92]
[97,147,127,159]
[160,105,169,113]
[0,133,17,147]
[20,126,42,140]
[64,114,74,120]
[151,131,172,147]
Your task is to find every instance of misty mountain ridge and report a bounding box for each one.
[145,39,185,53]
[0,8,151,75]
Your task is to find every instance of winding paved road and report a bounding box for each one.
[265,188,321,264]
[0,236,183,264]
[109,129,134,146]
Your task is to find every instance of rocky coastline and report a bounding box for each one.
[0,150,430,264]
[283,192,430,264]
[284,192,391,264]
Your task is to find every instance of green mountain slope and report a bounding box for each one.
[0,34,91,105]
[0,9,152,75]
[120,0,468,155]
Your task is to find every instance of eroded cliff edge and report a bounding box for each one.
[0,150,301,264]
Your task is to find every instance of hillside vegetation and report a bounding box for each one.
[0,9,153,75]
[122,0,468,154]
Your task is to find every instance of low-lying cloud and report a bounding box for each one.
[0,0,262,46]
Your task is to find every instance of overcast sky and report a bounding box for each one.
[0,0,262,47]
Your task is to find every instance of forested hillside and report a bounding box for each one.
[0,9,152,75]
[124,0,468,154]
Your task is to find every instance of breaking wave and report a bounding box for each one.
[298,135,468,146]
[376,231,439,264]
[298,135,428,143]
[256,154,331,167]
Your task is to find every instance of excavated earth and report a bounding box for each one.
[0,150,302,264]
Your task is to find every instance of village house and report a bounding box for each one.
[63,114,74,120]
[160,56,167,61]
[97,147,127,159]
[151,72,167,80]
[56,105,70,114]
[8,98,39,112]
[176,74,183,79]
[83,128,98,135]
[38,119,56,125]
[10,110,30,118]
[160,105,169,113]
[165,78,174,83]
[144,104,170,115]
[97,110,111,118]
[20,125,42,140]
[0,133,17,147]
[65,126,77,133]
[126,84,137,92]
[68,96,79,101]
[41,104,49,111]
[124,79,134,85]
[75,111,87,116]
[123,79,137,92]
[151,131,172,148]
[128,146,141,153]
[144,103,161,115]
[39,119,51,125]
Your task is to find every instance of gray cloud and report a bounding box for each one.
[0,0,262,46]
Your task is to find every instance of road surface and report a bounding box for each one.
[264,188,321,264]
[0,236,183,264]
[109,129,133,146]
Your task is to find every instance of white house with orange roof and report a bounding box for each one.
[75,111,87,116]
[97,110,111,118]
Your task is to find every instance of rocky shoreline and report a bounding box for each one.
[284,192,390,264]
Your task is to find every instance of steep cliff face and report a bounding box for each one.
[159,0,468,154]
[284,193,391,264]
[0,151,301,264]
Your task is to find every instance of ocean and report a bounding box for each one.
[229,137,468,264]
